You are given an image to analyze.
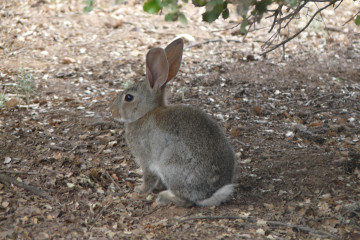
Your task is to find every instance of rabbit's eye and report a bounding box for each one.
[124,94,134,102]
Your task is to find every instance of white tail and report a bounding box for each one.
[196,184,235,207]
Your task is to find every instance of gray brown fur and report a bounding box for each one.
[110,38,236,207]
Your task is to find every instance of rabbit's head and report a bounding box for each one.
[111,38,184,123]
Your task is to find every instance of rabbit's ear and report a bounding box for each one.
[146,48,169,89]
[165,38,184,82]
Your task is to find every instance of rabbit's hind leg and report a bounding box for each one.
[156,190,194,208]
[154,179,167,192]
[135,170,160,194]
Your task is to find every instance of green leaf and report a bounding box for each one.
[240,17,248,35]
[203,10,220,23]
[255,0,272,14]
[144,0,162,14]
[355,15,360,26]
[165,12,178,21]
[160,0,170,8]
[203,0,224,23]
[222,8,229,19]
[83,6,93,13]
[83,0,94,13]
[192,0,207,7]
[179,13,188,24]
[285,0,298,7]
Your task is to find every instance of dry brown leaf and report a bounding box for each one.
[5,98,18,108]
[230,127,242,137]
[283,111,291,119]
[253,106,262,115]
[308,121,323,127]
[61,57,76,64]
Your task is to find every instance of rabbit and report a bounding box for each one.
[110,38,236,207]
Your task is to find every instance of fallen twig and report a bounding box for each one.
[295,124,326,144]
[177,215,254,223]
[343,9,360,26]
[304,93,342,106]
[88,121,119,129]
[324,26,346,33]
[289,190,303,201]
[0,170,38,175]
[104,171,122,191]
[0,173,51,200]
[175,215,338,238]
[49,145,69,151]
[185,39,242,50]
[88,202,113,228]
[143,206,161,217]
[266,220,337,238]
[68,144,88,154]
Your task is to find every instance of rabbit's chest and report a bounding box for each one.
[125,130,150,161]
[125,125,182,163]
[125,127,160,157]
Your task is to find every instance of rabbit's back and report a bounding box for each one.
[125,105,235,202]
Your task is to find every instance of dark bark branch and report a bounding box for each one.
[0,173,51,200]
[268,4,283,33]
[261,1,336,56]
[184,39,243,50]
[343,9,360,25]
[275,1,308,24]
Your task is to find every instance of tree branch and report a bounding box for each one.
[275,1,308,24]
[343,9,360,26]
[184,39,243,50]
[268,4,283,33]
[260,1,337,56]
[0,173,51,200]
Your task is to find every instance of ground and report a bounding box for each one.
[0,0,359,239]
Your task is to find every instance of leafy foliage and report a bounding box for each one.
[80,0,358,53]
[356,15,360,26]
[16,70,36,104]
[0,93,6,109]
[83,0,95,13]
[202,0,229,23]
[143,0,189,23]
[143,0,359,30]
[143,0,162,14]
[143,0,279,25]
[143,0,359,53]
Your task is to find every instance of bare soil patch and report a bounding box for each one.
[0,1,359,239]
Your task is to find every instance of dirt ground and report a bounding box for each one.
[0,0,359,239]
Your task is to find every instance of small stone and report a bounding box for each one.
[285,131,294,137]
[5,98,18,108]
[4,157,11,164]
[230,127,242,137]
[256,228,265,235]
[348,117,355,123]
